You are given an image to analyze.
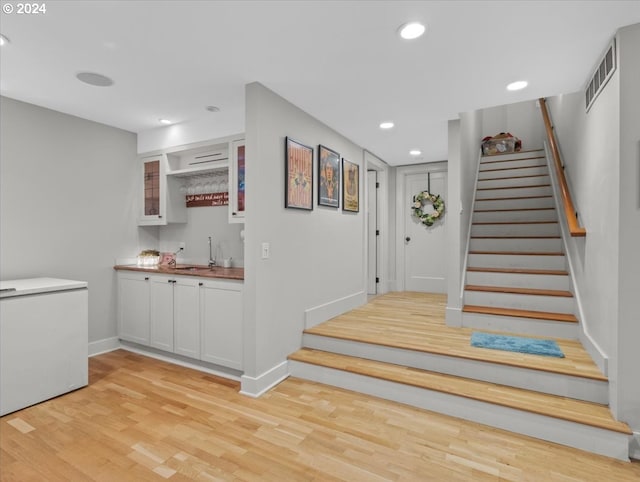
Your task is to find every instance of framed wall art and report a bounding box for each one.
[285,137,313,210]
[342,158,359,213]
[318,144,340,208]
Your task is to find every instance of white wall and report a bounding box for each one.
[615,22,640,436]
[0,97,147,342]
[243,83,366,388]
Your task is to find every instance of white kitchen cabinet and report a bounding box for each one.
[173,278,201,359]
[138,154,186,226]
[149,275,175,351]
[228,139,245,223]
[118,272,151,345]
[200,279,243,370]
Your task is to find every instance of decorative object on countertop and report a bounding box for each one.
[285,137,314,210]
[137,249,160,266]
[481,132,522,156]
[342,158,359,213]
[412,191,445,227]
[160,252,176,266]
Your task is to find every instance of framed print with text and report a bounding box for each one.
[285,137,313,210]
[318,145,340,208]
[342,158,359,212]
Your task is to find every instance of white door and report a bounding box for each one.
[404,170,448,293]
[367,170,378,295]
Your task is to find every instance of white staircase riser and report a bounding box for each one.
[288,361,629,461]
[461,311,578,339]
[477,175,550,189]
[481,150,545,161]
[469,237,562,252]
[468,253,566,270]
[475,185,553,199]
[471,223,560,236]
[466,271,570,291]
[301,334,608,404]
[474,197,555,210]
[464,290,575,313]
[478,166,549,180]
[473,209,558,223]
[480,158,547,170]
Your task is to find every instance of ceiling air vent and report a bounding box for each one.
[585,39,616,112]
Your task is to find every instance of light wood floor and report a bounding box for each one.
[305,292,605,380]
[2,350,639,481]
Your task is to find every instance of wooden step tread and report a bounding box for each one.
[473,221,558,225]
[469,251,564,256]
[467,267,568,276]
[481,149,544,158]
[465,285,573,297]
[476,195,552,201]
[478,174,549,181]
[475,207,556,213]
[480,156,545,165]
[480,164,547,173]
[289,348,630,435]
[463,305,578,323]
[477,184,551,191]
[471,235,560,239]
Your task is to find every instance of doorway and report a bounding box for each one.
[367,170,378,295]
[395,164,448,293]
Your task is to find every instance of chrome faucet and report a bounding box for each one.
[208,236,216,267]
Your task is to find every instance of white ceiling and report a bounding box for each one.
[2,1,639,165]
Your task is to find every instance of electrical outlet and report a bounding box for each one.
[179,242,186,250]
[261,242,270,259]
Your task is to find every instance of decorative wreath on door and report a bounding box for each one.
[412,191,445,227]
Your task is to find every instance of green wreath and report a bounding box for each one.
[412,191,445,227]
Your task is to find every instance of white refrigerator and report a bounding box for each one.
[0,278,88,416]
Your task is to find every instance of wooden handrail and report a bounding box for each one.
[538,98,586,237]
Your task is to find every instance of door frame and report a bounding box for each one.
[395,162,448,292]
[364,151,389,295]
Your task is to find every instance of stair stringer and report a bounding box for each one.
[289,360,630,461]
[543,142,608,375]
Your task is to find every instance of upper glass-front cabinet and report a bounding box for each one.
[229,139,245,223]
[138,154,186,226]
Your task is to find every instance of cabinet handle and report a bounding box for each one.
[158,215,163,218]
[232,212,237,216]
[144,277,149,281]
[199,282,203,286]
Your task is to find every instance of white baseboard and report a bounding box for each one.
[88,337,120,357]
[445,306,462,327]
[240,360,289,398]
[304,291,366,329]
[578,329,608,377]
[630,431,640,460]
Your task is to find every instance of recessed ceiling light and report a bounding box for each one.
[398,22,426,40]
[507,80,528,91]
[0,34,10,46]
[205,105,220,112]
[159,119,172,125]
[76,72,114,87]
[379,121,394,129]
[409,149,422,156]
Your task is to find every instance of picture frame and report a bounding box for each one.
[318,145,340,208]
[285,137,313,210]
[342,158,359,213]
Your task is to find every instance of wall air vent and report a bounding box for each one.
[585,39,616,112]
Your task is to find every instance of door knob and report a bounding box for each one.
[405,236,411,242]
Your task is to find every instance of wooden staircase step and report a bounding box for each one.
[469,251,564,256]
[480,155,545,165]
[480,164,547,173]
[288,348,630,435]
[463,305,578,323]
[467,267,568,276]
[478,174,549,181]
[465,285,573,297]
[470,236,561,239]
[476,195,552,201]
[473,221,557,225]
[477,184,551,191]
[474,207,555,213]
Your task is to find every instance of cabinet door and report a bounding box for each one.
[139,155,165,225]
[149,276,174,352]
[118,272,150,345]
[228,139,245,223]
[173,278,200,359]
[201,281,243,370]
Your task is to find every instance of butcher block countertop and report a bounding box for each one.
[114,264,244,281]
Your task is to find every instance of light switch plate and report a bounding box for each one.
[261,242,270,259]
